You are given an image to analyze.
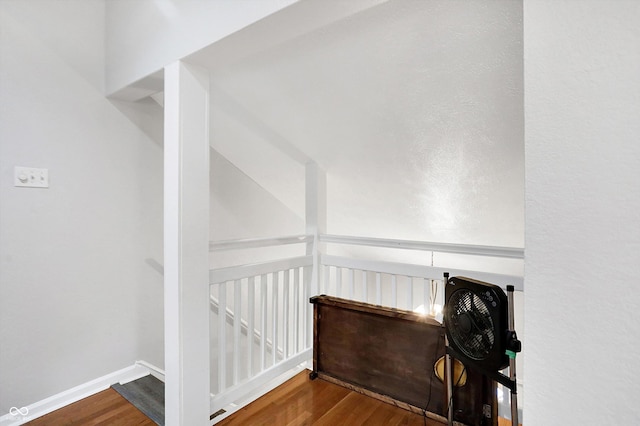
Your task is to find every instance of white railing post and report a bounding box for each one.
[305,163,326,349]
[247,276,255,377]
[164,61,210,426]
[305,162,327,296]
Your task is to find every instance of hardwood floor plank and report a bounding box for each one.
[21,371,518,426]
[217,372,352,426]
[217,371,519,426]
[315,391,429,426]
[217,371,439,426]
[25,388,155,426]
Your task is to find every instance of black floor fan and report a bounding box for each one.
[442,273,521,426]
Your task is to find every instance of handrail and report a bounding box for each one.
[209,233,524,259]
[320,234,524,259]
[209,235,312,252]
[209,255,312,285]
[321,255,524,291]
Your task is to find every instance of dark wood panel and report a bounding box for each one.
[312,295,497,426]
[316,302,442,410]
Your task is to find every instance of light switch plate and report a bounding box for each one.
[14,166,49,188]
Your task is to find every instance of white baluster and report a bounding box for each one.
[423,278,429,316]
[305,265,311,349]
[272,271,278,365]
[218,282,227,392]
[260,274,267,372]
[233,279,241,384]
[248,276,255,377]
[391,274,397,308]
[362,270,368,304]
[322,266,328,296]
[293,267,300,354]
[283,269,290,359]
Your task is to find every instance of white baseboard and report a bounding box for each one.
[135,360,166,383]
[0,361,163,426]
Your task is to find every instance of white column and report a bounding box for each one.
[164,61,210,426]
[305,162,327,297]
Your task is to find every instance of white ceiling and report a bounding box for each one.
[195,0,524,246]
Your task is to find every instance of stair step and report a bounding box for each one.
[111,374,164,425]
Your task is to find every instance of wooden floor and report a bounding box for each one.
[22,371,517,425]
[217,371,441,426]
[24,388,155,426]
[218,371,517,426]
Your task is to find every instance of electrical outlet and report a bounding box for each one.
[14,166,49,188]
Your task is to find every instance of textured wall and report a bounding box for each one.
[524,1,640,423]
[208,0,524,248]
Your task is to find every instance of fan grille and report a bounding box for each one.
[446,289,495,361]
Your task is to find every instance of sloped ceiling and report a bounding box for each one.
[196,0,524,247]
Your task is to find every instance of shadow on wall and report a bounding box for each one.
[110,98,164,147]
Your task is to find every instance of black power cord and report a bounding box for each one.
[422,328,443,425]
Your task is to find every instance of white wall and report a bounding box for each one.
[524,1,640,424]
[105,0,299,95]
[208,147,307,270]
[205,0,524,248]
[0,0,529,416]
[0,0,164,412]
[106,0,524,250]
[209,148,303,239]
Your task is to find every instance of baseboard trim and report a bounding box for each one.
[135,360,165,383]
[0,361,163,426]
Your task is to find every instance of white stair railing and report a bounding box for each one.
[207,233,524,421]
[320,263,442,314]
[209,254,313,415]
[320,254,522,306]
